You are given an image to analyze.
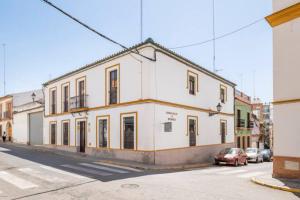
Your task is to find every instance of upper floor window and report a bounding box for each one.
[62,84,69,112]
[50,88,57,114]
[106,64,120,105]
[220,85,227,103]
[187,70,198,95]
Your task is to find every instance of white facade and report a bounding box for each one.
[267,0,300,178]
[43,40,235,165]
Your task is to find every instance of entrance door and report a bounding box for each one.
[6,122,12,141]
[79,121,86,153]
[0,125,2,137]
[29,112,43,145]
[123,116,134,149]
[189,119,196,146]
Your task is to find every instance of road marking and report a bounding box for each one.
[80,163,128,174]
[0,147,10,152]
[18,168,65,183]
[61,164,112,176]
[93,162,143,172]
[197,167,231,174]
[238,171,266,178]
[0,171,38,189]
[39,165,86,179]
[217,169,247,175]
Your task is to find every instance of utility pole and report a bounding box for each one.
[212,0,216,73]
[140,0,143,42]
[2,43,6,96]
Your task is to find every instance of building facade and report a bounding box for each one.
[43,39,236,165]
[251,98,264,149]
[266,1,300,178]
[235,90,252,149]
[0,96,13,141]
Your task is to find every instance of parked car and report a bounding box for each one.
[214,148,248,167]
[261,149,273,162]
[245,148,264,163]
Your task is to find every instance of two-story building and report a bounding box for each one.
[266,1,300,178]
[235,90,252,149]
[0,96,13,141]
[43,38,236,165]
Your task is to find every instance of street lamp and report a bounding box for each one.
[209,103,222,116]
[31,92,36,102]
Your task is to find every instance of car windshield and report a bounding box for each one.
[246,148,257,153]
[221,148,238,155]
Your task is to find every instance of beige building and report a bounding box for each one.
[266,1,300,178]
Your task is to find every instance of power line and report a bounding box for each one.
[40,0,154,61]
[170,18,264,50]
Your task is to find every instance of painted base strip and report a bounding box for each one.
[80,163,128,174]
[94,162,143,172]
[61,164,112,176]
[0,171,38,189]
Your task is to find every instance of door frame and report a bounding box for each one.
[75,117,87,152]
[96,115,110,149]
[120,112,138,150]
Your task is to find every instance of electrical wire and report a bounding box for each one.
[40,0,154,61]
[170,18,265,50]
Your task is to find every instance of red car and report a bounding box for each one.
[214,148,248,166]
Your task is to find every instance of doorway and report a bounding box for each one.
[78,121,86,153]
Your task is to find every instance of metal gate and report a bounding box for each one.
[29,112,43,145]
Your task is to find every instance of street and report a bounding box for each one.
[0,143,298,200]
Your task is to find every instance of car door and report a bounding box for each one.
[240,149,247,163]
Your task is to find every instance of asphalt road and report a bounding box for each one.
[0,143,299,200]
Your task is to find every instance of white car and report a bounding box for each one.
[245,148,264,163]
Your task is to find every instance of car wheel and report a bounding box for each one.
[244,159,248,166]
[215,160,219,165]
[261,158,263,163]
[234,159,239,167]
[256,157,259,163]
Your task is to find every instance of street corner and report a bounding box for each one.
[251,174,300,193]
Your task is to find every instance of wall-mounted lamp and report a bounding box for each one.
[209,103,222,117]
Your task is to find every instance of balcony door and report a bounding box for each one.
[109,70,118,104]
[77,121,86,153]
[78,80,85,108]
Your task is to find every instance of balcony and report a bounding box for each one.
[237,119,245,128]
[247,121,254,128]
[70,95,88,112]
[3,111,12,120]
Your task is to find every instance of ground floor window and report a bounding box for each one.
[220,120,227,144]
[50,122,56,145]
[97,116,109,148]
[121,112,137,150]
[187,116,198,147]
[62,121,69,145]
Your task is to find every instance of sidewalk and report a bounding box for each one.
[1,142,212,171]
[252,174,300,193]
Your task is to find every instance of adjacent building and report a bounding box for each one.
[43,38,236,165]
[266,1,300,178]
[235,90,252,149]
[0,90,44,144]
[251,98,264,149]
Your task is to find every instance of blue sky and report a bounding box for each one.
[0,0,272,102]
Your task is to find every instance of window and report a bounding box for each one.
[62,121,69,145]
[106,65,120,105]
[247,112,250,128]
[189,76,195,95]
[242,136,246,149]
[98,118,109,148]
[62,84,69,112]
[50,122,56,145]
[109,70,118,104]
[187,116,198,147]
[50,89,57,114]
[187,70,198,95]
[247,136,250,147]
[164,122,172,132]
[220,85,227,103]
[220,120,227,144]
[121,112,137,150]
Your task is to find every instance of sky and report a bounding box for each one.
[0,0,273,102]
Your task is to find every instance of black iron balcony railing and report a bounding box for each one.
[237,118,245,128]
[247,121,254,128]
[3,111,12,120]
[70,95,88,110]
[63,101,69,112]
[51,104,56,114]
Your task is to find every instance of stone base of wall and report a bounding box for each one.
[45,143,234,166]
[273,156,300,179]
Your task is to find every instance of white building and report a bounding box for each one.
[266,1,300,178]
[0,90,44,145]
[43,38,235,165]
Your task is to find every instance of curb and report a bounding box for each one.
[251,177,300,193]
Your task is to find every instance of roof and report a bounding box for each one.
[10,89,43,107]
[43,38,236,87]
